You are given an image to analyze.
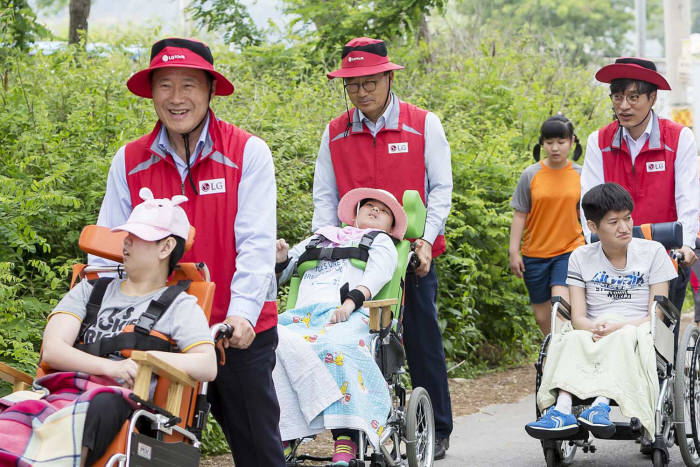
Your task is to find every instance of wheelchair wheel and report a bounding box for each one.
[544,444,560,467]
[677,325,700,466]
[652,448,666,466]
[405,387,435,467]
[560,441,577,466]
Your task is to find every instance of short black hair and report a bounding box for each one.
[610,78,657,97]
[581,183,634,226]
[160,235,186,276]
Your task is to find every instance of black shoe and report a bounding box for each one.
[434,437,449,460]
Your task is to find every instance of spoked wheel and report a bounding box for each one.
[676,325,700,466]
[405,387,435,467]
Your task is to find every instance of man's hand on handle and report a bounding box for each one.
[222,316,256,350]
[414,239,433,277]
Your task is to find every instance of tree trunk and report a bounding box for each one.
[69,0,91,45]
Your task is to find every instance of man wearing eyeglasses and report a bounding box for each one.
[580,57,699,314]
[311,37,453,461]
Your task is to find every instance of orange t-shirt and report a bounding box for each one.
[511,160,585,258]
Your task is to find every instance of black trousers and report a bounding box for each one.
[82,392,133,466]
[207,327,285,467]
[403,263,454,440]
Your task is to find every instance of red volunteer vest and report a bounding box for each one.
[328,100,446,257]
[124,110,277,332]
[599,116,682,225]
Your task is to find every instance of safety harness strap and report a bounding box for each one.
[77,277,114,345]
[296,230,387,266]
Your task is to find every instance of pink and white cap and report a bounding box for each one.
[337,187,408,240]
[112,187,190,241]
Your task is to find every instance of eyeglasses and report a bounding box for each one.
[343,77,384,94]
[610,93,642,105]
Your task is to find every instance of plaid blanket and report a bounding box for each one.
[0,371,135,466]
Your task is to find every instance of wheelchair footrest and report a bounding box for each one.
[128,432,199,467]
[605,418,643,440]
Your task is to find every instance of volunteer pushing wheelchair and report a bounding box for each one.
[525,182,700,467]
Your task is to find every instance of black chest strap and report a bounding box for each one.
[75,280,192,357]
[296,230,387,266]
[76,277,115,346]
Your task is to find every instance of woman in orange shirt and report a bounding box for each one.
[509,115,585,335]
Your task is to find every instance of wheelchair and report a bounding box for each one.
[283,190,435,467]
[531,221,700,467]
[0,224,230,466]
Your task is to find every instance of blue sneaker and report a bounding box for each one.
[578,403,616,438]
[525,408,579,439]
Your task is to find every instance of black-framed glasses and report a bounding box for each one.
[610,93,641,105]
[343,77,386,94]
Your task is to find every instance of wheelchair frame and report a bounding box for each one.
[532,294,700,467]
[283,190,435,467]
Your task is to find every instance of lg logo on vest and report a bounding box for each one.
[199,178,226,195]
[388,142,409,154]
[646,161,666,173]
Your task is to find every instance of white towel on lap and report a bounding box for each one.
[537,317,659,437]
[274,326,343,441]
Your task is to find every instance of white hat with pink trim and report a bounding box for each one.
[112,187,190,241]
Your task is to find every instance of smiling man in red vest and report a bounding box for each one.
[581,57,699,314]
[312,37,454,460]
[93,38,283,466]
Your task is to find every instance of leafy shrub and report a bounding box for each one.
[0,31,610,450]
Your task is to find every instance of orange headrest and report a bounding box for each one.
[79,225,195,262]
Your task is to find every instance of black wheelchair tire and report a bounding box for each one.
[652,448,666,467]
[677,325,700,466]
[544,445,561,467]
[405,387,435,467]
[691,326,700,458]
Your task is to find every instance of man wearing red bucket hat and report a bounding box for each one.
[94,38,283,466]
[312,37,453,460]
[580,57,699,315]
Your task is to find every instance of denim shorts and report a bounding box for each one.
[522,252,571,304]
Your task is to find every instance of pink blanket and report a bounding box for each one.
[0,371,135,466]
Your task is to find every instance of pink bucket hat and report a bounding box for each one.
[595,57,671,90]
[127,37,235,98]
[338,188,408,239]
[327,37,404,80]
[112,188,191,241]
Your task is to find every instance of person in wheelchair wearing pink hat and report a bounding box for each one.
[94,38,282,466]
[275,188,405,465]
[580,57,699,319]
[312,36,453,460]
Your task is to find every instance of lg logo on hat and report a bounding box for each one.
[162,54,186,62]
[348,56,364,62]
[199,178,226,195]
[388,142,409,154]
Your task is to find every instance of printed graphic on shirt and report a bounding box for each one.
[590,270,646,301]
[83,306,140,344]
[388,142,409,154]
[646,161,666,172]
[199,178,226,195]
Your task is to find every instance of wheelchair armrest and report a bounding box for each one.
[652,295,680,324]
[550,296,572,321]
[130,351,196,416]
[365,298,398,332]
[0,362,33,391]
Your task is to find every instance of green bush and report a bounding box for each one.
[0,32,610,451]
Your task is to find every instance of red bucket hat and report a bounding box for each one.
[327,37,404,80]
[127,38,235,98]
[595,57,671,90]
